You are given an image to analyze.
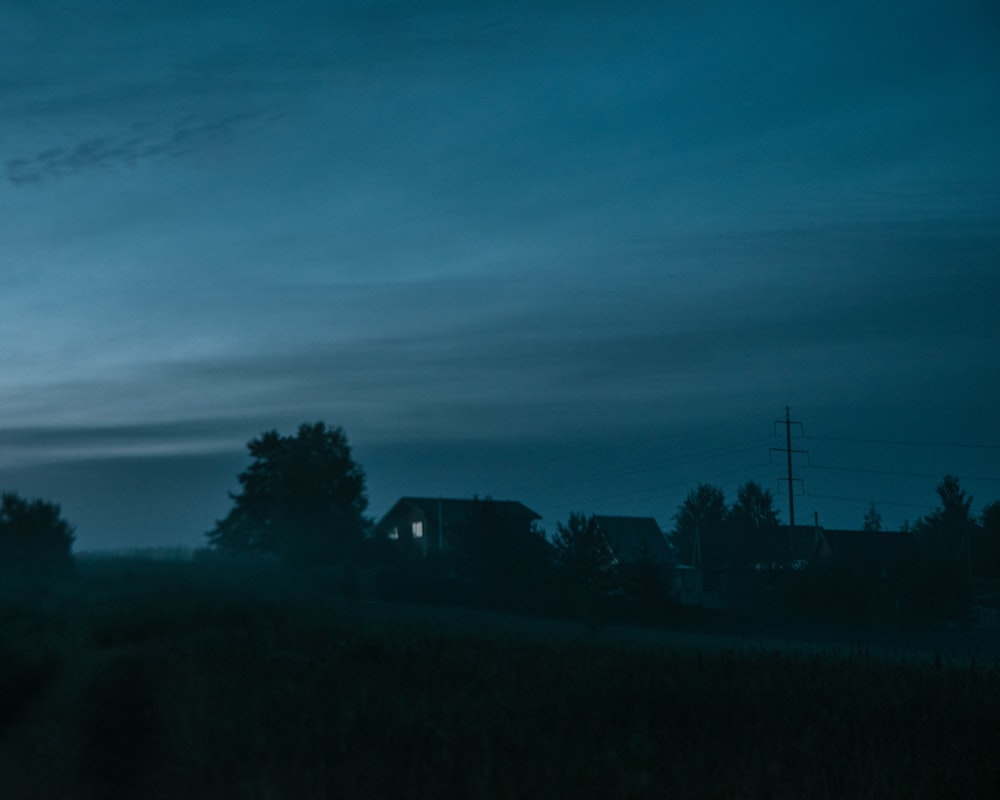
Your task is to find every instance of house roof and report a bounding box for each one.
[816,528,919,566]
[594,515,676,567]
[374,497,541,536]
[775,524,823,562]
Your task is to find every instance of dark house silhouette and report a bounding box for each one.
[771,523,919,574]
[814,528,920,576]
[774,524,820,564]
[374,497,541,554]
[593,515,676,568]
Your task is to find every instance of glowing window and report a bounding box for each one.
[412,521,424,539]
[388,528,399,541]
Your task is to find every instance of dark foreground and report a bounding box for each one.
[2,556,999,799]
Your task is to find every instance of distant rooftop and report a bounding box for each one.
[594,515,676,567]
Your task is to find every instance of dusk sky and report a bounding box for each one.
[3,0,999,551]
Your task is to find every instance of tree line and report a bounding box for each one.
[200,422,1000,623]
[670,481,783,568]
[5,421,999,624]
[669,475,1000,575]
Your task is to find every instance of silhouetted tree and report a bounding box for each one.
[909,475,977,619]
[553,513,619,626]
[862,502,883,533]
[206,423,369,566]
[672,484,727,567]
[913,475,976,569]
[0,492,75,569]
[976,500,1000,580]
[726,481,781,565]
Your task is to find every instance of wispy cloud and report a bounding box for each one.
[0,418,254,465]
[6,114,263,185]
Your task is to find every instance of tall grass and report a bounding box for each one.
[1,555,998,798]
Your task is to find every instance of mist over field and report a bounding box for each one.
[1,553,998,799]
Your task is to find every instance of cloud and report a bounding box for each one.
[2,214,996,459]
[0,418,262,467]
[6,114,262,185]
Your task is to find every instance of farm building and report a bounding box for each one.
[373,497,541,555]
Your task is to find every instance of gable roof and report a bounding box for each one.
[594,515,676,567]
[374,497,541,538]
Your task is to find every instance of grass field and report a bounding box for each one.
[2,555,999,799]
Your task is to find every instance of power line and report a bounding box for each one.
[543,461,775,519]
[803,434,1000,451]
[805,464,1000,483]
[492,436,774,498]
[804,492,935,511]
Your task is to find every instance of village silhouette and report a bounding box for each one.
[8,417,997,632]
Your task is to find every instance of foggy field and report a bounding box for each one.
[2,556,999,799]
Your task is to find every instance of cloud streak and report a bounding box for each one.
[6,114,267,185]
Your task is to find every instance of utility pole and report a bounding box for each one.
[965,519,973,583]
[437,496,444,551]
[771,407,808,560]
[785,406,796,545]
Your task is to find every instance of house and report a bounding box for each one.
[373,497,542,555]
[673,565,737,609]
[591,515,683,603]
[769,524,821,565]
[592,515,676,568]
[813,528,919,577]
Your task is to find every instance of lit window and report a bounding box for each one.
[412,521,424,539]
[388,528,399,541]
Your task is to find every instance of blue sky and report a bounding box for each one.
[2,0,999,549]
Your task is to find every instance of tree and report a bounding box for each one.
[672,484,727,567]
[0,492,75,569]
[726,481,781,565]
[913,475,976,569]
[976,500,1000,580]
[908,475,978,619]
[552,513,619,625]
[862,502,883,533]
[207,423,369,566]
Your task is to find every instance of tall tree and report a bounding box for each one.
[0,492,75,569]
[914,474,976,568]
[726,481,781,565]
[207,423,369,566]
[976,500,1000,579]
[862,502,883,533]
[672,484,727,567]
[906,475,979,619]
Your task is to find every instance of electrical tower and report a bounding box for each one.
[771,407,808,559]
